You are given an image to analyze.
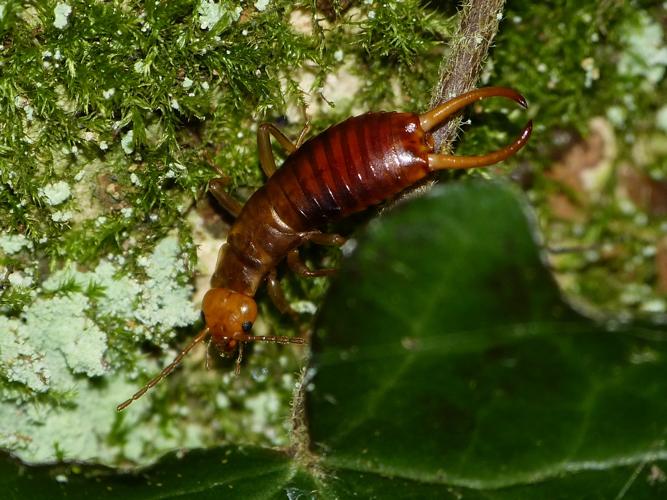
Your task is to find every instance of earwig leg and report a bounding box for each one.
[303,231,346,247]
[266,270,300,322]
[203,147,243,218]
[428,121,533,170]
[295,122,311,149]
[208,178,243,218]
[295,102,312,149]
[287,248,337,278]
[202,145,225,177]
[116,328,210,412]
[257,123,297,177]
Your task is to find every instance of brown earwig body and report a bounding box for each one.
[117,87,532,411]
[212,112,431,295]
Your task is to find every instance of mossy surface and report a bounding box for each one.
[490,1,667,318]
[0,0,449,465]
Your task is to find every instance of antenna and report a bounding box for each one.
[116,328,210,412]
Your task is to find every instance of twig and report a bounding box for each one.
[430,0,506,152]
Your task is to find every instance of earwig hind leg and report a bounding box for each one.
[257,123,298,177]
[304,231,346,247]
[266,270,300,322]
[208,178,243,218]
[288,231,343,277]
[287,248,337,278]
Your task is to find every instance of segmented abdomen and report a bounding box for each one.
[267,111,431,228]
[213,111,431,295]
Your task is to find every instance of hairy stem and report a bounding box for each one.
[430,0,506,151]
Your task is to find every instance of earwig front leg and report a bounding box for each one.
[287,248,337,278]
[208,178,243,218]
[257,123,297,177]
[293,101,312,150]
[266,270,300,322]
[203,144,243,218]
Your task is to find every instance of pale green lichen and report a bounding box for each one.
[0,292,106,397]
[255,0,270,12]
[7,270,32,288]
[134,236,200,335]
[0,234,202,463]
[14,95,34,121]
[24,294,106,378]
[41,235,198,338]
[39,180,71,206]
[121,130,134,154]
[53,3,71,30]
[0,233,32,255]
[197,0,241,31]
[0,374,159,464]
[0,316,50,393]
[617,11,667,85]
[50,209,73,222]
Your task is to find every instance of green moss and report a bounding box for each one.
[475,1,667,318]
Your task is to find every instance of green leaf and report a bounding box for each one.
[3,446,297,499]
[4,181,667,498]
[308,181,667,494]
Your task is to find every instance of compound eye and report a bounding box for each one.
[241,321,253,332]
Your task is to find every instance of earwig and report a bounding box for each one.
[117,86,532,411]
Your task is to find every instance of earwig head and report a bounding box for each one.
[116,287,304,412]
[202,287,258,354]
[418,86,532,170]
